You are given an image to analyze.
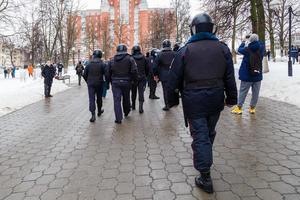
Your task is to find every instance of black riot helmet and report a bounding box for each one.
[173,42,181,52]
[116,44,128,54]
[190,13,215,35]
[162,39,171,48]
[93,49,103,59]
[150,48,159,57]
[131,45,141,55]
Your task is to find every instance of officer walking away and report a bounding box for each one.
[167,13,237,193]
[131,45,149,113]
[173,42,181,52]
[107,44,138,124]
[75,61,85,86]
[154,39,176,111]
[83,50,106,123]
[42,61,56,98]
[148,49,160,100]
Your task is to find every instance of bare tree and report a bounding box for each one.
[148,9,176,49]
[171,0,191,43]
[100,15,111,60]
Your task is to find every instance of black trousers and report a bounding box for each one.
[131,79,147,105]
[44,83,52,97]
[161,81,168,106]
[149,77,157,97]
[88,84,103,114]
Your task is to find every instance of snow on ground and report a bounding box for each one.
[0,60,299,117]
[0,67,77,117]
[235,57,300,108]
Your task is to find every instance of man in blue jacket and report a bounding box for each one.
[232,34,265,115]
[167,13,237,193]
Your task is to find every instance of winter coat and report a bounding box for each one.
[75,64,84,75]
[83,58,106,86]
[41,65,56,85]
[238,41,265,82]
[167,32,237,119]
[132,53,149,80]
[154,48,176,82]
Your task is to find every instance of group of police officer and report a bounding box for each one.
[83,13,238,194]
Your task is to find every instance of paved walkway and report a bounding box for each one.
[0,84,300,200]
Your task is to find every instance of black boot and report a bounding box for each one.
[90,113,96,123]
[162,105,169,111]
[195,171,214,194]
[98,109,104,117]
[139,102,144,114]
[132,102,136,110]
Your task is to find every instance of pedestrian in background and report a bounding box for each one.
[57,63,64,77]
[75,61,84,86]
[232,33,265,115]
[3,67,8,79]
[28,65,34,77]
[42,61,56,98]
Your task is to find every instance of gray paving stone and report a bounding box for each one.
[1,84,300,200]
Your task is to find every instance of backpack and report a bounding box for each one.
[247,48,262,76]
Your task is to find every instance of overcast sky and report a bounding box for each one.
[79,0,203,17]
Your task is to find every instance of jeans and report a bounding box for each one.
[78,75,82,85]
[238,81,261,108]
[189,113,220,172]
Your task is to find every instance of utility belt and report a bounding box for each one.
[184,79,224,90]
[112,77,131,82]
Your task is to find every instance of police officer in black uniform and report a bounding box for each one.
[83,50,106,123]
[148,49,160,100]
[131,45,149,113]
[107,44,138,124]
[167,13,237,193]
[154,40,176,111]
[173,42,181,52]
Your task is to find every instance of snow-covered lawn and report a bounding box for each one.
[0,67,77,117]
[235,58,300,108]
[0,60,299,117]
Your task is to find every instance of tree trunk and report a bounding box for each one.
[231,2,237,64]
[250,0,258,33]
[267,1,276,61]
[256,0,265,42]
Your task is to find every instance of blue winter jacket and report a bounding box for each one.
[238,41,265,82]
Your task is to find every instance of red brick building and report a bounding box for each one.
[74,0,175,59]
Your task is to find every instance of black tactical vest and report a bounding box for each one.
[133,54,147,78]
[184,40,227,89]
[87,59,104,85]
[158,49,176,70]
[111,54,132,79]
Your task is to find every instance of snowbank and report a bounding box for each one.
[235,57,300,108]
[0,68,77,117]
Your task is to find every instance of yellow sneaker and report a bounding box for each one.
[231,106,242,114]
[249,107,256,114]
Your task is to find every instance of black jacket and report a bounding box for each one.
[83,58,106,86]
[107,53,138,82]
[154,48,176,82]
[42,65,56,85]
[132,53,149,80]
[75,64,84,75]
[167,36,237,119]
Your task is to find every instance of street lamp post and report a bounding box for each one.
[288,6,293,77]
